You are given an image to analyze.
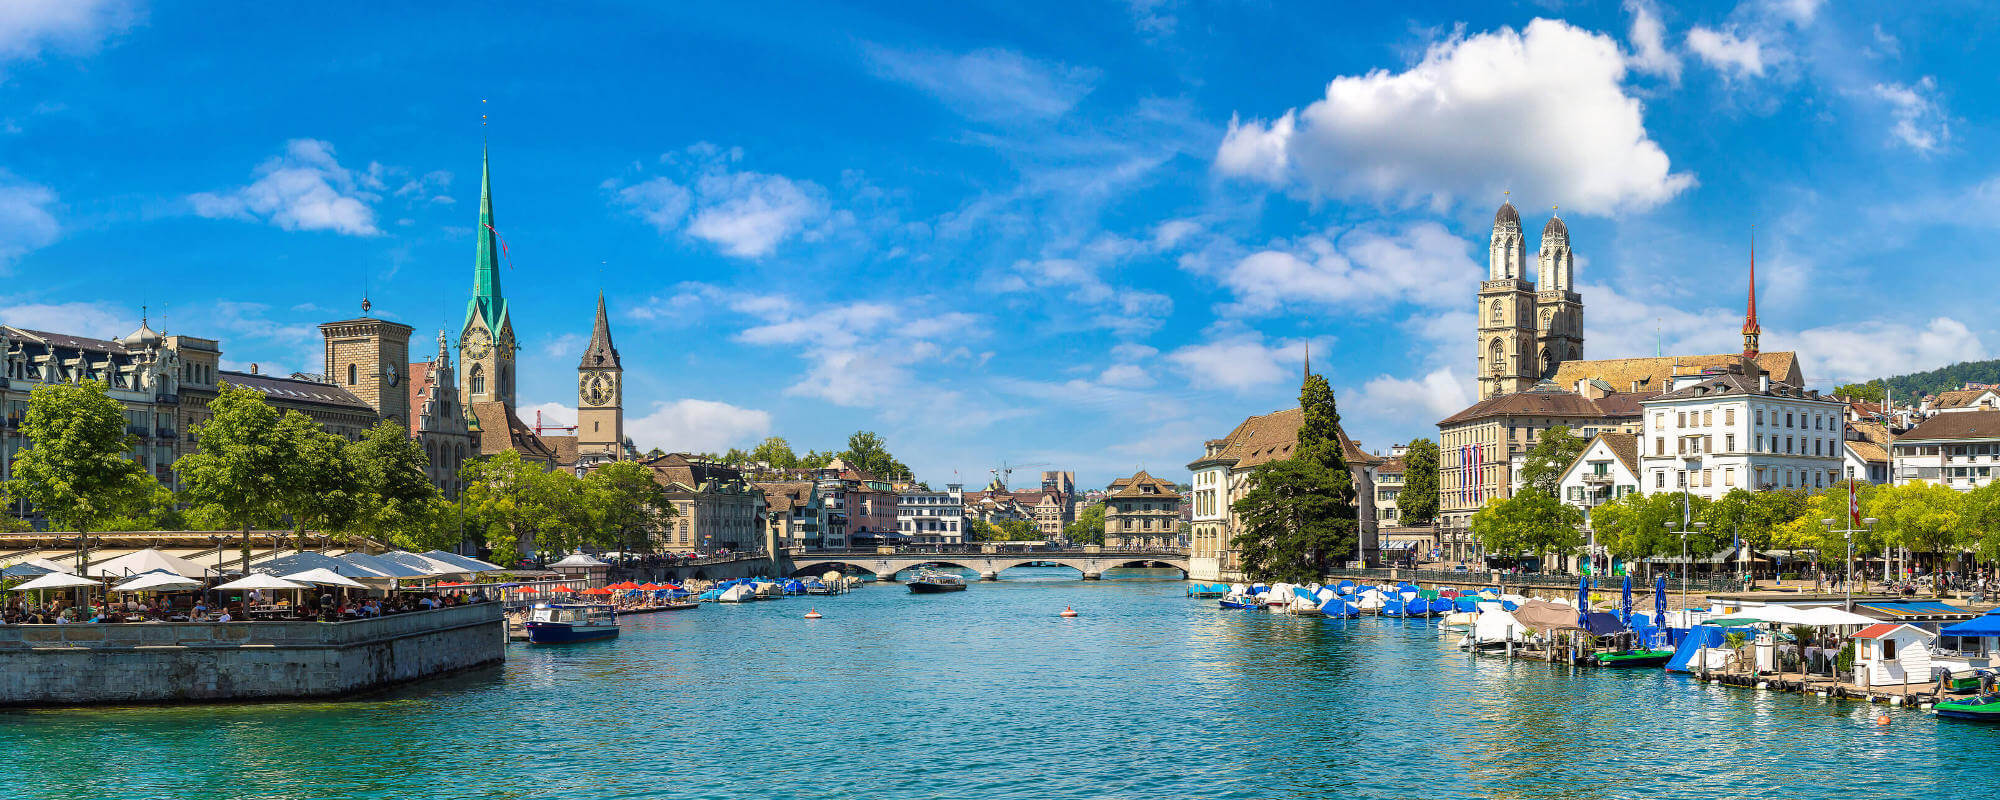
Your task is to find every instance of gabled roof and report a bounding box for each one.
[756,481,816,516]
[1190,406,1383,472]
[542,435,579,466]
[1901,410,2000,442]
[468,401,556,461]
[1107,470,1180,499]
[1852,623,1932,640]
[1567,431,1641,478]
[1438,383,1649,426]
[1928,388,2000,411]
[1647,371,1826,402]
[1549,352,1802,395]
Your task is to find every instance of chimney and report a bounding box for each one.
[250,363,259,375]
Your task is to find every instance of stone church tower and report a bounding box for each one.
[459,148,517,408]
[320,302,413,426]
[1477,201,1585,399]
[576,292,624,464]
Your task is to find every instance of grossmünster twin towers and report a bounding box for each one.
[1476,201,1583,401]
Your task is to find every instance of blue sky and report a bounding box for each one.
[1,0,1994,490]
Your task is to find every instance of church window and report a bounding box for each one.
[1489,301,1503,324]
[470,364,485,395]
[347,364,357,385]
[593,421,600,432]
[1488,340,1503,375]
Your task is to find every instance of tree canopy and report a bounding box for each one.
[1516,425,1588,497]
[3,380,154,550]
[839,430,910,481]
[1398,437,1440,525]
[1470,490,1582,565]
[1063,503,1105,545]
[1229,372,1357,583]
[175,383,291,567]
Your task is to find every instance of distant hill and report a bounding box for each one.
[1835,359,2000,402]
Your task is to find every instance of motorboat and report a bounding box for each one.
[524,603,619,644]
[1218,594,1262,610]
[717,585,756,603]
[907,570,968,593]
[1936,692,2000,721]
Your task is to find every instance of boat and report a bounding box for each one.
[907,570,968,593]
[1935,693,2000,721]
[1589,648,1674,668]
[523,603,619,644]
[1218,594,1261,610]
[717,585,756,603]
[660,600,701,611]
[1186,583,1228,598]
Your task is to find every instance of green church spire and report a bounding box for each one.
[464,146,510,336]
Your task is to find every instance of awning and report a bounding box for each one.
[1857,601,1977,619]
[1940,612,2000,638]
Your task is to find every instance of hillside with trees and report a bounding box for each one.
[1835,359,2000,402]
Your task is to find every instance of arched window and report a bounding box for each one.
[1488,339,1504,375]
[347,364,357,385]
[1489,300,1503,324]
[469,364,485,396]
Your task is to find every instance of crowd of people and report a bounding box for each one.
[0,589,491,624]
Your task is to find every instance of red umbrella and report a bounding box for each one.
[580,587,614,595]
[551,586,579,593]
[638,583,662,591]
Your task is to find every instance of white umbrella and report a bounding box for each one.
[110,571,202,593]
[11,572,100,591]
[1796,606,1879,627]
[280,568,367,589]
[86,548,216,579]
[213,574,309,591]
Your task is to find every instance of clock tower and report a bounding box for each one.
[459,147,517,407]
[576,291,623,463]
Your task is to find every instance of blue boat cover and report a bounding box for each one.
[1580,611,1625,636]
[1941,611,2000,637]
[1664,624,1755,672]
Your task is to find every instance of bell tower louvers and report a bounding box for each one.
[459,147,517,408]
[576,292,624,464]
[1477,201,1540,400]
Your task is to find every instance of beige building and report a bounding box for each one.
[1436,383,1649,556]
[407,331,476,497]
[1186,395,1385,580]
[1103,470,1181,549]
[757,480,822,549]
[646,453,767,553]
[574,293,626,466]
[1374,456,1405,524]
[320,311,412,428]
[1478,202,1583,400]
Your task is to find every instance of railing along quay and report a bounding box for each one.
[1321,567,1737,594]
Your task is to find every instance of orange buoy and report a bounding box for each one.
[1876,714,1891,726]
[804,608,822,619]
[1059,606,1078,617]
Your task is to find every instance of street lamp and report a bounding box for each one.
[1823,516,1877,611]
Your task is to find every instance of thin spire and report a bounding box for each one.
[581,290,621,369]
[1742,227,1762,359]
[1303,340,1312,384]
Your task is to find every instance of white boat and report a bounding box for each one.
[717,585,756,603]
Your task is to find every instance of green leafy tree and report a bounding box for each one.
[1591,490,1717,564]
[587,461,673,556]
[1063,503,1106,545]
[1772,481,1887,571]
[1698,488,1807,553]
[531,469,602,558]
[839,431,910,480]
[4,380,155,566]
[1399,437,1440,525]
[995,519,1040,541]
[95,483,188,532]
[276,410,362,543]
[1834,382,1886,403]
[348,420,442,549]
[1517,425,1588,497]
[1963,481,2000,563]
[460,450,552,565]
[1470,490,1582,568]
[175,383,288,571]
[965,518,999,542]
[1229,372,1357,583]
[749,436,801,470]
[799,449,835,470]
[1873,480,1968,588]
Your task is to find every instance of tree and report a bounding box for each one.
[1771,482,1887,572]
[799,450,835,470]
[460,450,552,566]
[1698,488,1807,554]
[587,461,673,556]
[1399,437,1440,525]
[1517,425,1588,497]
[4,380,155,566]
[1592,491,1717,565]
[175,383,289,571]
[275,410,362,544]
[1470,490,1582,568]
[1962,481,2000,564]
[1834,381,1886,403]
[1872,480,1969,586]
[1229,372,1357,583]
[749,436,801,471]
[349,420,442,549]
[1063,503,1105,545]
[839,431,910,481]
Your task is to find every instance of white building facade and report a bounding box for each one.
[1637,370,1847,500]
[898,484,965,545]
[1554,432,1642,513]
[1892,409,2000,491]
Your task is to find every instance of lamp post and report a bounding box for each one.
[1822,516,1877,611]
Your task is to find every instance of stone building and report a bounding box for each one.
[1102,470,1181,549]
[1436,383,1648,551]
[756,480,823,549]
[1187,403,1384,580]
[406,331,476,497]
[646,453,767,553]
[1638,369,1846,498]
[1374,456,1406,525]
[451,148,555,467]
[573,293,626,467]
[319,310,411,428]
[1478,201,1583,400]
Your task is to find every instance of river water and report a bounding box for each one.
[1,567,1994,799]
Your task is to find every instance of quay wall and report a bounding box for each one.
[0,603,505,707]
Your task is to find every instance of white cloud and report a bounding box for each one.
[1215,19,1693,215]
[1795,318,1987,386]
[1624,1,1680,82]
[542,332,584,359]
[1872,77,1948,154]
[1687,26,1768,79]
[1765,0,1823,24]
[1192,222,1480,316]
[525,399,772,454]
[863,44,1097,123]
[1165,329,1316,393]
[189,139,382,236]
[1002,256,1173,336]
[1099,363,1155,389]
[608,146,831,259]
[0,0,138,64]
[1346,367,1477,429]
[0,298,126,337]
[0,173,59,268]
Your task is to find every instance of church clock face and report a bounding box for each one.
[461,328,493,360]
[582,373,612,406]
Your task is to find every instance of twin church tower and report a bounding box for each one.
[456,148,626,464]
[1476,200,1583,400]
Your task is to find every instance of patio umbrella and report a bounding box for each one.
[1576,576,1589,629]
[1621,576,1633,628]
[11,572,99,591]
[213,574,309,591]
[111,571,201,593]
[280,568,368,589]
[580,587,614,596]
[85,548,217,579]
[1655,575,1669,646]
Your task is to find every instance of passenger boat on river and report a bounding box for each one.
[524,603,619,644]
[907,570,968,593]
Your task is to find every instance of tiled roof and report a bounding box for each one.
[1566,431,1641,477]
[542,435,579,466]
[1438,384,1650,426]
[755,481,815,515]
[1549,351,1802,395]
[218,371,374,411]
[1849,420,1891,448]
[1377,457,1407,475]
[1901,410,2000,442]
[1929,388,2000,410]
[1107,470,1180,499]
[1191,407,1384,472]
[1845,439,1888,464]
[468,402,556,461]
[1649,372,1824,402]
[10,327,132,355]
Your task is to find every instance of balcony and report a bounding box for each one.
[156,427,176,440]
[1580,473,1613,486]
[127,425,150,439]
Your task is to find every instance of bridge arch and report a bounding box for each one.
[786,553,1189,581]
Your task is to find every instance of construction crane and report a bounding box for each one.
[989,460,1051,489]
[532,409,577,437]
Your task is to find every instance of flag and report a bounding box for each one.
[485,223,515,270]
[1848,480,1859,527]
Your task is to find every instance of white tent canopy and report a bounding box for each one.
[548,551,609,568]
[1796,607,1880,627]
[213,574,308,591]
[110,571,202,592]
[12,572,100,591]
[86,548,216,579]
[280,568,368,589]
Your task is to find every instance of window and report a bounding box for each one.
[1883,639,1897,660]
[1702,410,1713,427]
[1655,472,1666,488]
[1677,412,1687,428]
[1677,471,1687,488]
[1725,467,1736,486]
[1786,412,1795,428]
[470,364,485,395]
[1701,468,1712,487]
[1756,434,1764,452]
[1756,408,1764,425]
[347,364,357,385]
[1726,434,1735,451]
[1704,435,1713,453]
[1725,408,1735,425]
[1654,413,1665,431]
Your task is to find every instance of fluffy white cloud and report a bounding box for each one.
[1193,222,1480,315]
[863,44,1097,123]
[1686,26,1768,79]
[1165,329,1318,393]
[1002,256,1173,336]
[1766,0,1823,24]
[1214,19,1693,214]
[525,399,772,454]
[1624,0,1680,82]
[0,174,59,268]
[1795,318,1987,386]
[608,146,831,259]
[1873,77,1948,154]
[0,298,126,337]
[1345,367,1477,431]
[189,139,383,236]
[0,0,138,64]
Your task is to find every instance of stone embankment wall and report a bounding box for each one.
[0,603,505,707]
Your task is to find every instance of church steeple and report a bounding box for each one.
[1742,231,1762,359]
[580,291,621,369]
[1302,341,1311,384]
[464,147,511,337]
[458,146,516,408]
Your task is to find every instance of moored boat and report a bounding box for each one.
[1218,594,1261,610]
[907,570,968,593]
[1935,691,2000,721]
[524,603,619,644]
[1590,649,1674,668]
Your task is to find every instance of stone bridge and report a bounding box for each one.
[786,546,1190,581]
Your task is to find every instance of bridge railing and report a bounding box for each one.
[795,545,1188,557]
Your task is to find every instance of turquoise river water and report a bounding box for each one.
[2,567,1996,800]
